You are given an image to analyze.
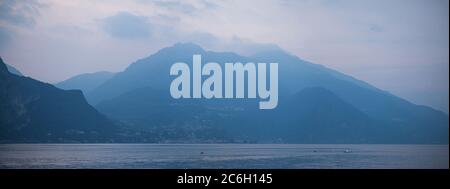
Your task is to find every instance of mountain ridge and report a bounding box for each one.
[1,43,447,143]
[6,64,23,76]
[91,43,448,143]
[55,71,115,94]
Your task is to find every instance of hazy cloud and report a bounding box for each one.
[369,24,384,33]
[0,0,43,27]
[152,0,219,15]
[101,12,151,39]
[0,26,12,49]
[153,0,197,14]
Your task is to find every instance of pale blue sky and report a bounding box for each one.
[0,0,448,113]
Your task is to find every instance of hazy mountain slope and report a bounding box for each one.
[56,71,115,94]
[90,43,448,143]
[6,64,23,76]
[251,50,448,143]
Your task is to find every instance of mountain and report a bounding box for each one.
[6,64,23,76]
[250,48,449,143]
[0,57,118,143]
[92,43,448,144]
[222,87,380,143]
[87,43,211,104]
[55,71,115,95]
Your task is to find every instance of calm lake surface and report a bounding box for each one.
[0,144,447,169]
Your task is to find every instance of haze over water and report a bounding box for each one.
[0,144,447,169]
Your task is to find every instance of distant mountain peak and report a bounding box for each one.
[56,71,115,95]
[173,42,203,49]
[165,42,205,54]
[160,42,205,53]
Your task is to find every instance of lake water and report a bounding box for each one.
[0,144,448,169]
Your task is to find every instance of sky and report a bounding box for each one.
[0,0,448,113]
